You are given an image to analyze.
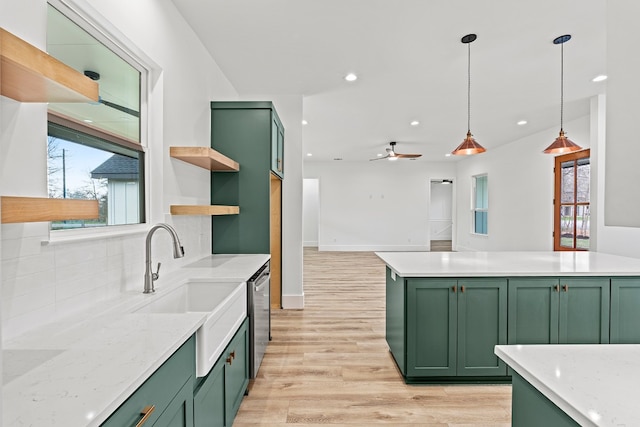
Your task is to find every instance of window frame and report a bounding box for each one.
[46,0,156,241]
[472,174,488,235]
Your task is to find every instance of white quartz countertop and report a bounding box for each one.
[2,253,269,427]
[376,251,640,277]
[495,344,640,426]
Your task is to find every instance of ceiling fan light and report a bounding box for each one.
[543,130,582,154]
[452,131,486,156]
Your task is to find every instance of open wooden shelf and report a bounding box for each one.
[170,146,239,171]
[0,28,99,103]
[170,205,239,216]
[1,196,99,224]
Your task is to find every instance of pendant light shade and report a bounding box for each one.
[452,34,486,156]
[543,34,583,154]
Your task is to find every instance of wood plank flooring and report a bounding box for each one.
[233,248,511,426]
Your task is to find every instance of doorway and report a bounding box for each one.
[429,179,453,251]
[554,149,590,251]
[303,178,319,247]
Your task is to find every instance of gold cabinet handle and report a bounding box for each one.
[563,284,568,292]
[460,285,465,293]
[452,285,457,293]
[554,285,560,292]
[135,405,155,427]
[230,351,236,359]
[226,356,233,365]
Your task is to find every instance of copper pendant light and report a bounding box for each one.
[452,34,486,156]
[543,35,583,154]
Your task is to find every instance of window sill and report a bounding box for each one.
[42,223,148,246]
[470,232,489,238]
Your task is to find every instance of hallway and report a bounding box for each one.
[233,248,511,426]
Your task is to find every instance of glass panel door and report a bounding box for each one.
[554,150,590,251]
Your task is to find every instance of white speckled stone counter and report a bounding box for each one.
[2,254,269,427]
[495,344,640,426]
[376,251,640,277]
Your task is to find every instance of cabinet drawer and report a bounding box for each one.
[101,336,195,426]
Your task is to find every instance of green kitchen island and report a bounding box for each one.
[377,251,640,384]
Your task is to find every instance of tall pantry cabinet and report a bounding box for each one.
[210,101,284,307]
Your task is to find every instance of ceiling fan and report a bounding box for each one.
[370,141,422,161]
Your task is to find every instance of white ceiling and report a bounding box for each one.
[171,0,606,162]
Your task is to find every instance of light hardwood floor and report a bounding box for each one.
[233,248,511,426]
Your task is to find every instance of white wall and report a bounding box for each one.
[303,179,319,246]
[0,0,238,339]
[304,161,456,251]
[455,116,590,252]
[604,1,640,227]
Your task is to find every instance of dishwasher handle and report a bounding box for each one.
[253,272,270,291]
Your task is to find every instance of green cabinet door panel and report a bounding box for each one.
[211,105,272,254]
[153,378,194,427]
[511,372,579,427]
[385,267,406,374]
[271,113,284,178]
[225,319,250,427]
[193,356,225,427]
[101,336,195,427]
[508,278,559,345]
[508,277,609,345]
[558,278,609,344]
[457,279,508,376]
[406,279,457,377]
[610,278,640,343]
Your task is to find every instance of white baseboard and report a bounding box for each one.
[454,245,476,252]
[303,241,318,247]
[281,293,304,309]
[318,244,429,252]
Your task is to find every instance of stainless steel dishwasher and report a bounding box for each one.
[247,261,270,379]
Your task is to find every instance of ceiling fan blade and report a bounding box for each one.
[396,153,422,159]
[369,155,389,161]
[99,98,140,118]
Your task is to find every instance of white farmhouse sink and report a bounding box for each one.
[135,280,247,377]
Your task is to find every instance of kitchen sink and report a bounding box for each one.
[135,280,247,377]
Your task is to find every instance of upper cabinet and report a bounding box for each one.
[271,113,284,179]
[0,28,99,103]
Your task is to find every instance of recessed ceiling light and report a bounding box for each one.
[83,119,93,123]
[592,75,607,82]
[306,153,313,157]
[410,120,420,126]
[445,153,452,157]
[344,73,358,82]
[377,153,383,157]
[517,120,528,126]
[302,120,308,125]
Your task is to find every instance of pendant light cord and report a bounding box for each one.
[467,41,471,133]
[560,41,564,132]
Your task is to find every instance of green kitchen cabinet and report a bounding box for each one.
[210,101,283,255]
[508,277,610,345]
[271,112,284,178]
[404,277,508,380]
[101,336,195,427]
[610,277,640,343]
[194,318,249,427]
[511,372,579,427]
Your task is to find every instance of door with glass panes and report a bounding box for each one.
[554,149,590,251]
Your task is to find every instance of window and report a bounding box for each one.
[554,149,590,251]
[473,174,488,235]
[46,3,145,229]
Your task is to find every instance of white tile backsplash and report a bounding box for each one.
[1,217,209,341]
